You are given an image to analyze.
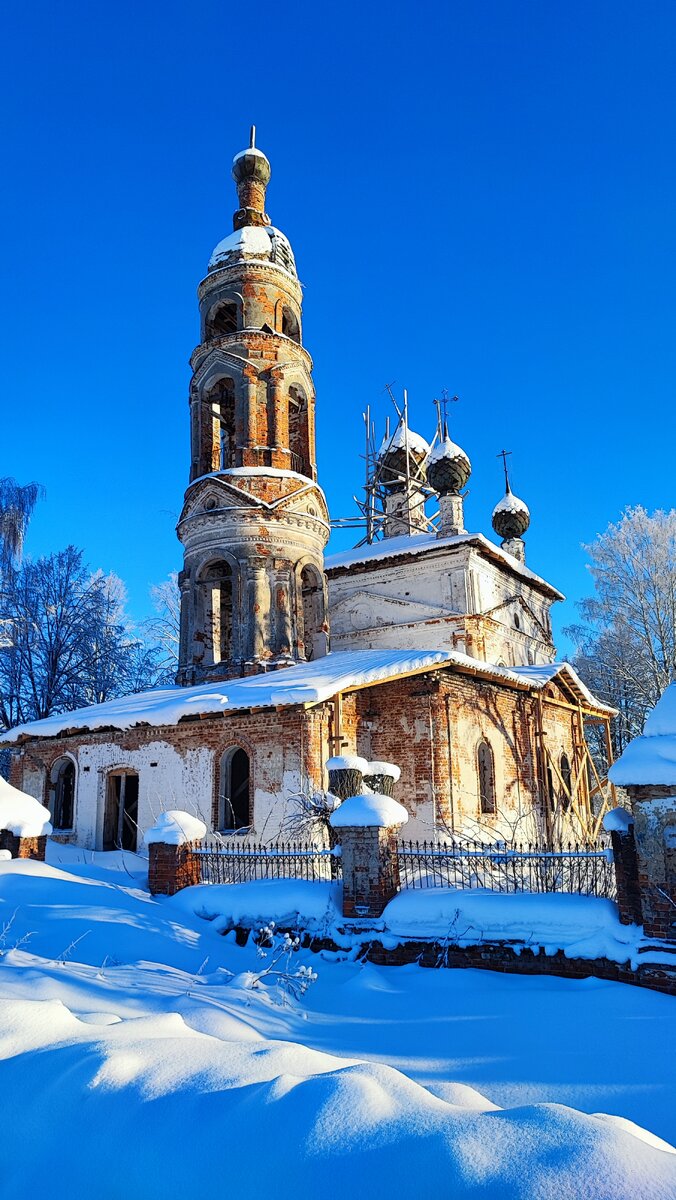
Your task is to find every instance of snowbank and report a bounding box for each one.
[145,810,207,846]
[610,684,676,786]
[330,793,409,829]
[171,878,338,932]
[0,777,52,837]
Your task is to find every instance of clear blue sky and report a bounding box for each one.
[3,1,676,652]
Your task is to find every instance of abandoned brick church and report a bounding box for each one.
[4,132,615,848]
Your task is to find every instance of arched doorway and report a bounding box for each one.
[49,757,76,831]
[300,565,325,661]
[218,748,251,832]
[103,771,139,851]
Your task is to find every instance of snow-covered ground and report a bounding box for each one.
[0,846,674,1199]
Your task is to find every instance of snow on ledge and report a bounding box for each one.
[326,755,369,774]
[0,777,52,838]
[365,761,402,782]
[602,807,634,834]
[145,810,207,846]
[330,793,409,829]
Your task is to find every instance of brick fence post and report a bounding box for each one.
[624,785,676,940]
[148,840,201,896]
[330,793,409,920]
[0,831,47,861]
[606,821,643,926]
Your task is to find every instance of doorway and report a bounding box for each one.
[103,771,139,851]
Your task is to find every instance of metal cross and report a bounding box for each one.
[497,448,512,490]
[433,389,459,437]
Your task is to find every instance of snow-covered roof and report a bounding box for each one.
[1,651,613,745]
[493,488,530,519]
[377,423,430,460]
[610,683,676,786]
[509,663,615,713]
[325,530,564,599]
[208,224,297,277]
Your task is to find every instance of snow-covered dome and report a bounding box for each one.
[208,224,297,277]
[426,434,471,496]
[232,144,271,187]
[492,487,530,540]
[377,421,430,491]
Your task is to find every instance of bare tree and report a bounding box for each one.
[144,571,180,683]
[565,506,676,756]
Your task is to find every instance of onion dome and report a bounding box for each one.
[232,143,271,189]
[377,421,430,492]
[426,426,471,496]
[492,486,530,540]
[208,224,297,276]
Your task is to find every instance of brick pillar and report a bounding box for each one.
[626,785,676,940]
[338,824,403,919]
[609,825,643,926]
[0,831,46,861]
[148,841,201,896]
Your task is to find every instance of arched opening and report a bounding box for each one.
[103,770,139,851]
[300,565,325,662]
[219,748,251,831]
[281,306,300,343]
[288,386,309,476]
[478,741,496,815]
[201,561,233,666]
[560,753,572,811]
[514,612,521,630]
[203,377,236,472]
[206,300,239,340]
[49,757,75,831]
[547,764,556,812]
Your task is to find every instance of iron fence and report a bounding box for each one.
[191,839,341,885]
[396,840,616,899]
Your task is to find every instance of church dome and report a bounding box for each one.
[208,224,297,276]
[492,487,530,540]
[232,144,271,187]
[377,422,430,491]
[426,434,471,496]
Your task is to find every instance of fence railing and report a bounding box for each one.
[191,840,341,885]
[396,840,616,899]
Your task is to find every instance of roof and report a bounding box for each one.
[208,224,297,277]
[325,531,564,600]
[1,650,613,746]
[609,682,676,786]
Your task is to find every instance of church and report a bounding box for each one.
[2,133,615,849]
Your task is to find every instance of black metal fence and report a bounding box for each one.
[191,840,341,885]
[396,840,616,899]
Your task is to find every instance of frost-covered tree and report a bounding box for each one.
[565,506,676,756]
[143,571,180,683]
[0,477,43,577]
[0,546,165,732]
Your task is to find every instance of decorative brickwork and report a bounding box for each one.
[148,841,202,896]
[0,831,46,861]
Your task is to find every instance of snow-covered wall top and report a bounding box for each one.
[324,530,564,599]
[330,793,409,829]
[610,683,676,787]
[0,777,52,838]
[0,650,614,745]
[145,810,207,846]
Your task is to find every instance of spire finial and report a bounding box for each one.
[497,448,512,492]
[249,124,256,149]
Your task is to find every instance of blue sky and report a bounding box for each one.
[3,1,676,651]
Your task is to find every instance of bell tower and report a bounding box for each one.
[176,130,330,685]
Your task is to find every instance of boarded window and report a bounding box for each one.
[478,741,496,815]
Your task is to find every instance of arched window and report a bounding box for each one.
[301,566,325,662]
[219,748,251,831]
[477,741,496,815]
[514,612,521,630]
[206,300,239,340]
[201,561,233,666]
[288,386,309,476]
[203,378,236,472]
[281,306,300,343]
[560,753,572,811]
[49,757,75,831]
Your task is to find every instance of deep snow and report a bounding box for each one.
[0,846,674,1199]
